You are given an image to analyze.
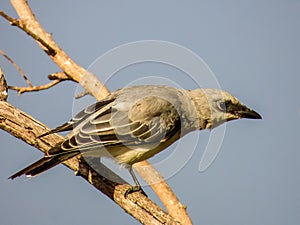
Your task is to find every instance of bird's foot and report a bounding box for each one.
[124,185,147,198]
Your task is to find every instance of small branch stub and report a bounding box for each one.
[0,68,8,101]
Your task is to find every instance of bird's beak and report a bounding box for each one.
[238,107,262,119]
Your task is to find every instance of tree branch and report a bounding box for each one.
[7,71,73,95]
[135,161,192,225]
[9,80,63,94]
[0,49,32,87]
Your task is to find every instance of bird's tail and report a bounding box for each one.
[9,151,80,180]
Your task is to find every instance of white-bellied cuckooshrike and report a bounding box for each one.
[9,85,261,195]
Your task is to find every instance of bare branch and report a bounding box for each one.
[7,71,73,95]
[1,0,193,223]
[9,79,63,95]
[0,49,32,87]
[135,161,192,225]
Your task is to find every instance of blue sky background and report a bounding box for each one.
[1,1,299,225]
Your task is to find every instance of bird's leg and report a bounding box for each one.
[124,165,147,197]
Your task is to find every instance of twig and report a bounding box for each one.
[7,71,73,95]
[0,49,32,87]
[9,79,63,95]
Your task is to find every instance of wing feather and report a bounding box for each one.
[45,89,182,159]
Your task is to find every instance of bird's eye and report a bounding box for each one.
[217,101,227,111]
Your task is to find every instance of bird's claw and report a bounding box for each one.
[124,185,147,198]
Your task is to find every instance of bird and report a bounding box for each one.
[9,85,261,195]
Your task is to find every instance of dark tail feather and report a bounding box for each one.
[37,122,74,138]
[9,151,80,179]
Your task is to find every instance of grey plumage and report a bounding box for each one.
[9,85,261,185]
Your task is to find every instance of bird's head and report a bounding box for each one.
[188,89,262,130]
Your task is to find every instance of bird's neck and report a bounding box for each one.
[185,90,213,131]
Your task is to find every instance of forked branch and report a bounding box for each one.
[0,0,192,224]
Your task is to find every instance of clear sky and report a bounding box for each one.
[1,1,299,225]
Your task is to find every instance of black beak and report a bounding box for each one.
[238,107,262,119]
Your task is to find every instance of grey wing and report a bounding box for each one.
[38,98,116,138]
[51,94,181,155]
